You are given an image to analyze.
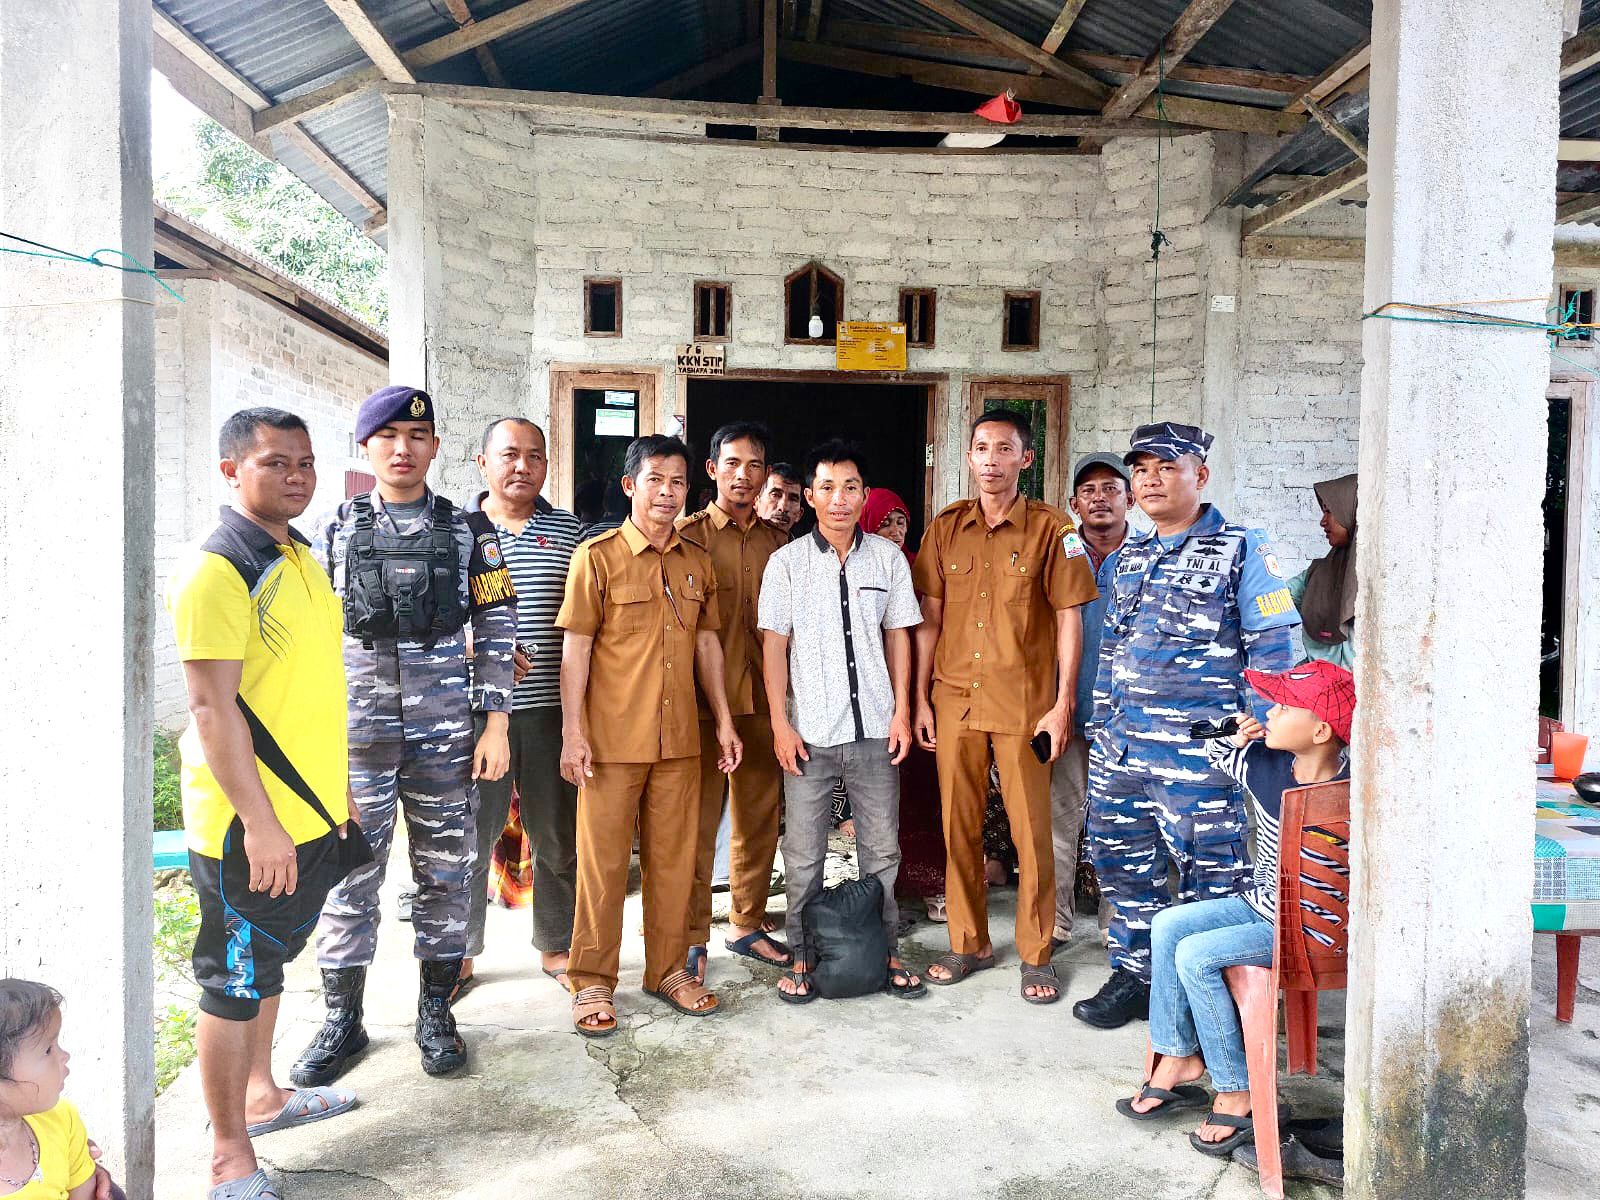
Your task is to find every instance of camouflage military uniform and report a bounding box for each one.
[310,489,517,967]
[1087,502,1299,981]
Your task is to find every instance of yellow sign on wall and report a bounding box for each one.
[836,321,908,372]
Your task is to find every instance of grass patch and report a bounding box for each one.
[154,885,200,1093]
[153,730,183,832]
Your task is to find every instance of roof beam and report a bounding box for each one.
[1556,192,1600,223]
[381,80,1176,136]
[1024,0,1089,78]
[1293,41,1370,107]
[1561,24,1600,79]
[759,0,781,141]
[440,0,507,86]
[804,0,825,42]
[152,9,386,236]
[322,0,416,83]
[1241,159,1368,236]
[646,40,762,97]
[902,0,1107,103]
[1100,0,1237,118]
[1559,138,1600,161]
[1301,95,1367,162]
[255,0,590,133]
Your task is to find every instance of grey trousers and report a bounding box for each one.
[468,707,579,956]
[782,737,901,966]
[1051,732,1111,939]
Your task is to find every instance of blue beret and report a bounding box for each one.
[1124,421,1214,465]
[356,385,434,444]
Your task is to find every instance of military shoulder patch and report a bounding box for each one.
[1255,544,1285,579]
[1255,587,1294,619]
[1058,524,1087,559]
[479,536,503,569]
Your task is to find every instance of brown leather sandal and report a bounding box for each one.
[925,952,996,986]
[647,968,721,1017]
[571,985,618,1038]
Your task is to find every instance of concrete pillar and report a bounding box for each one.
[1347,2,1561,1197]
[0,0,156,1191]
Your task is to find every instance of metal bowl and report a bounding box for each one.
[1575,773,1600,806]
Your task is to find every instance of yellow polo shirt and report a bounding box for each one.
[166,508,349,857]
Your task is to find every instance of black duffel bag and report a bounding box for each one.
[803,875,888,998]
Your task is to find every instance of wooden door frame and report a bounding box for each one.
[550,363,663,511]
[675,368,949,526]
[1546,377,1596,729]
[962,375,1072,508]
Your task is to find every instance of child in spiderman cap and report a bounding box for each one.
[1112,659,1356,1158]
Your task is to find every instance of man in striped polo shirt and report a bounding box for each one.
[463,417,583,989]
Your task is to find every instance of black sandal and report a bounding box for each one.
[884,962,927,999]
[1115,1083,1210,1121]
[777,967,816,1005]
[1189,1112,1254,1157]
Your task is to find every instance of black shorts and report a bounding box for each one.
[190,823,342,1021]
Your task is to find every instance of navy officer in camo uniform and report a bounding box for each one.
[292,385,518,1083]
[1073,421,1300,1031]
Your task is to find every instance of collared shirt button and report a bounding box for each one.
[983,562,990,569]
[980,591,987,598]
[972,681,980,689]
[973,651,981,659]
[665,661,672,669]
[976,621,984,629]
[663,698,671,706]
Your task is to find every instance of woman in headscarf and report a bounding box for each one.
[1289,473,1358,669]
[849,487,948,922]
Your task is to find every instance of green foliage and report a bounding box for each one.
[153,886,201,1094]
[153,730,184,832]
[157,118,388,330]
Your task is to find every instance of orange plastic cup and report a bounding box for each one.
[1551,732,1590,781]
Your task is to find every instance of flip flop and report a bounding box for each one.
[207,1169,280,1199]
[542,965,571,992]
[778,967,816,1005]
[245,1087,356,1138]
[884,963,927,999]
[686,945,708,983]
[1115,1083,1210,1121]
[1189,1112,1255,1157]
[725,930,792,967]
[925,952,996,986]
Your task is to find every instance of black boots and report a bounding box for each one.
[1072,968,1151,1029]
[290,967,369,1086]
[416,959,467,1076]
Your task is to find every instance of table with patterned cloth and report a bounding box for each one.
[1533,767,1599,1022]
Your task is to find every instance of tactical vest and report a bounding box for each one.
[343,493,466,647]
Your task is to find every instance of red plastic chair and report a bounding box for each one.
[1537,716,1563,765]
[1223,779,1352,1200]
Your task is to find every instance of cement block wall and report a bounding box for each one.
[388,101,1371,584]
[152,278,384,725]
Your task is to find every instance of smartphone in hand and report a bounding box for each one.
[1029,730,1052,764]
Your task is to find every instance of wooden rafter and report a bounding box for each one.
[152,9,386,235]
[759,0,781,141]
[1562,24,1600,79]
[1293,41,1370,108]
[1100,0,1237,118]
[903,0,1107,103]
[646,41,762,98]
[381,80,1182,136]
[255,0,590,133]
[1556,193,1600,224]
[1240,160,1368,237]
[804,0,825,42]
[1301,96,1366,162]
[440,0,507,86]
[323,0,416,83]
[1024,0,1089,78]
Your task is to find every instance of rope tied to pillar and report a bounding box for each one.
[1364,294,1600,380]
[0,229,183,302]
[1149,48,1172,421]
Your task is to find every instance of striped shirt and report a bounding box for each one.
[467,492,581,710]
[1207,738,1350,946]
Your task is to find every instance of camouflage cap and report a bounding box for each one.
[356,384,435,444]
[1124,421,1214,466]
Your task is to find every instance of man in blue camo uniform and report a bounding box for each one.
[292,385,518,1081]
[1073,421,1299,1030]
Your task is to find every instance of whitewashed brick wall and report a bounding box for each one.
[151,278,385,727]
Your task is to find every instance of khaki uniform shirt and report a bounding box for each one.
[677,501,788,718]
[913,494,1099,735]
[556,518,720,762]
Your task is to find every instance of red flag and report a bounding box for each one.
[974,90,1021,124]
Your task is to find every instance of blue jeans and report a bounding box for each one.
[1148,896,1273,1094]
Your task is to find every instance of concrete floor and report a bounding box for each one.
[155,835,1600,1199]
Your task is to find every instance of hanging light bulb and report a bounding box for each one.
[808,311,824,339]
[808,286,824,339]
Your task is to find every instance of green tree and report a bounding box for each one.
[158,119,388,330]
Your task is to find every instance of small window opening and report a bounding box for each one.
[694,281,731,341]
[785,261,844,344]
[585,278,622,337]
[1002,291,1040,351]
[1559,286,1594,342]
[900,287,936,348]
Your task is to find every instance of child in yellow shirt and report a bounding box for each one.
[0,980,102,1200]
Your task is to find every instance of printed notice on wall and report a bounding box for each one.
[836,322,908,372]
[676,343,726,376]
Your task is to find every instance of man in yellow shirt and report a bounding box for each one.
[166,408,360,1200]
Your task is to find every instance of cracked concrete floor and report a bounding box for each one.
[155,833,1600,1199]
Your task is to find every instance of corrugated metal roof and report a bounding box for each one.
[151,0,1600,233]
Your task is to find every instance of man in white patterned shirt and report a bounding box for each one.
[757,440,924,1003]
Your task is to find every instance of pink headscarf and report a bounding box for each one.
[860,487,914,564]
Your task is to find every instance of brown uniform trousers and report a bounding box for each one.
[677,503,787,942]
[555,519,720,993]
[914,495,1099,967]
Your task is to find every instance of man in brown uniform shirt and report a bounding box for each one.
[913,410,1098,1003]
[677,422,792,979]
[557,435,742,1036]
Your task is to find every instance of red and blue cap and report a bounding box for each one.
[1243,660,1356,743]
